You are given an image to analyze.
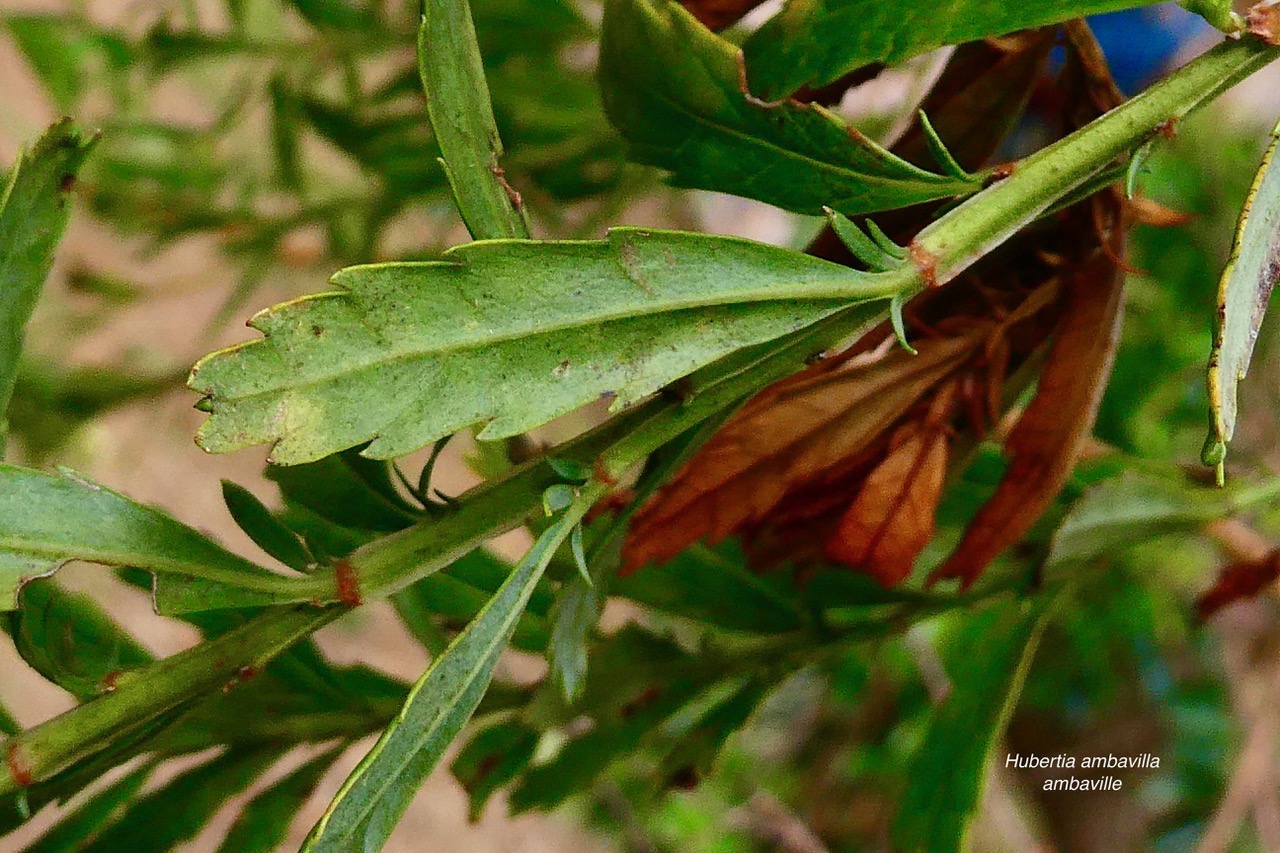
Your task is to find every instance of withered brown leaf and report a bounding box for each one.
[622,331,984,572]
[1196,550,1280,620]
[679,0,765,31]
[825,384,956,586]
[621,22,1124,588]
[932,202,1127,588]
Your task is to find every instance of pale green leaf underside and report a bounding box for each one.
[191,228,898,465]
[743,0,1161,101]
[0,464,297,611]
[1046,471,1230,568]
[1207,125,1280,473]
[599,0,979,218]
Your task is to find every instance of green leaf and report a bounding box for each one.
[656,677,769,784]
[301,499,589,851]
[891,598,1054,852]
[87,749,281,853]
[1206,121,1280,482]
[0,119,97,454]
[0,463,317,612]
[392,549,551,653]
[20,762,154,853]
[191,228,899,464]
[614,543,807,633]
[267,450,419,533]
[11,578,153,700]
[742,0,1160,102]
[215,748,342,853]
[419,0,530,239]
[4,17,96,110]
[548,409,734,701]
[1182,0,1242,33]
[510,675,707,812]
[1045,471,1232,569]
[221,481,313,571]
[546,576,601,702]
[450,721,539,820]
[599,0,980,218]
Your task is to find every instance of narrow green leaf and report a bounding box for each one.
[392,549,551,654]
[1206,121,1280,481]
[0,464,318,612]
[4,17,98,111]
[656,677,769,784]
[891,598,1054,852]
[1182,0,1243,33]
[215,748,342,853]
[191,229,900,464]
[88,749,281,853]
[302,501,590,851]
[510,676,706,812]
[1045,471,1232,569]
[742,0,1160,102]
[450,721,539,820]
[824,206,899,272]
[548,410,735,701]
[419,0,530,239]
[546,577,600,702]
[268,450,419,533]
[20,762,153,853]
[0,119,97,454]
[599,0,980,218]
[221,480,313,571]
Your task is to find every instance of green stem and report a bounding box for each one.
[2,606,337,793]
[914,36,1279,284]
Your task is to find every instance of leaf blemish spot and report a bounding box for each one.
[334,559,364,607]
[59,173,76,192]
[7,743,33,788]
[593,456,619,487]
[489,163,524,211]
[990,162,1017,180]
[908,242,940,287]
[1157,117,1178,139]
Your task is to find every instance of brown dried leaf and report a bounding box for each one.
[932,209,1126,588]
[621,331,985,571]
[1196,549,1280,620]
[679,0,766,31]
[1127,195,1193,228]
[825,386,955,586]
[1248,1,1280,45]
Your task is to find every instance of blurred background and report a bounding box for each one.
[4,0,1280,849]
